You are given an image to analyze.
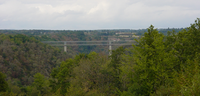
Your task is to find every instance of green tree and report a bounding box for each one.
[171,18,200,70]
[67,52,109,95]
[125,25,174,95]
[49,54,86,95]
[32,73,50,95]
[0,72,8,92]
[108,46,125,94]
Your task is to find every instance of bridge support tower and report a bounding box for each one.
[64,42,67,52]
[109,41,112,56]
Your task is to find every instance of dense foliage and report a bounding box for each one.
[0,72,8,92]
[0,18,199,96]
[0,34,70,86]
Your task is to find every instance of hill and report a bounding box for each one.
[0,28,184,54]
[0,34,71,85]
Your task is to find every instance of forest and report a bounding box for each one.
[0,18,200,96]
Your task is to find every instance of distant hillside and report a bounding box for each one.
[0,28,185,54]
[0,28,185,36]
[0,34,71,85]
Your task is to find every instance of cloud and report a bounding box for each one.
[0,0,200,29]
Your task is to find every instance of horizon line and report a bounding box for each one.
[0,27,186,31]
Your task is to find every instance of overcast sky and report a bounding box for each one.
[0,0,199,30]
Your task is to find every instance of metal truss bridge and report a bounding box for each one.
[42,40,136,55]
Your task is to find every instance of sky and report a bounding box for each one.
[0,0,200,30]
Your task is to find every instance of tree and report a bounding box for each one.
[0,72,8,92]
[67,52,109,95]
[125,25,174,95]
[32,73,50,95]
[172,18,200,70]
[108,46,125,93]
[49,54,86,95]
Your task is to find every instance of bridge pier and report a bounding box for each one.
[109,41,112,55]
[64,42,67,52]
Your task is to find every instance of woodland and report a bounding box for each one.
[0,18,200,96]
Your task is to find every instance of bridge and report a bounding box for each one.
[42,40,135,55]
